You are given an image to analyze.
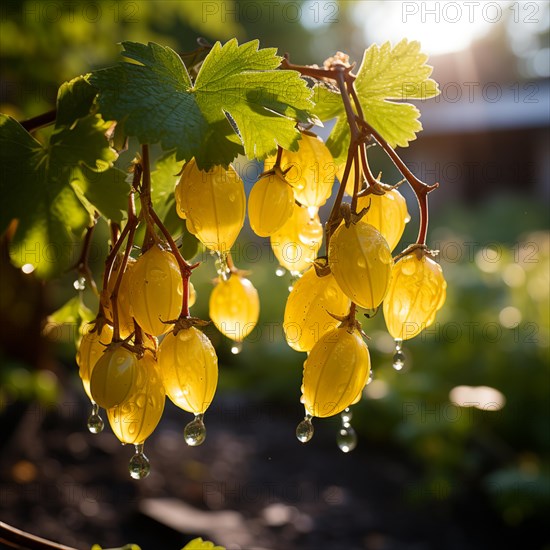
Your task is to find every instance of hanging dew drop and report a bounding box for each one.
[215,252,230,281]
[296,414,314,443]
[87,403,104,434]
[393,350,405,370]
[73,277,86,291]
[393,339,405,371]
[275,266,286,277]
[341,407,352,426]
[128,443,150,479]
[184,414,206,446]
[230,341,243,355]
[337,426,357,453]
[366,371,374,385]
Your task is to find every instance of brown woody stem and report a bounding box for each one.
[281,54,439,248]
[0,520,77,550]
[19,110,57,132]
[355,119,438,245]
[140,145,195,319]
[148,206,195,319]
[139,145,159,251]
[110,194,138,342]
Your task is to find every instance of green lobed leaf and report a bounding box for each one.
[311,83,342,121]
[181,538,225,550]
[354,39,439,147]
[150,151,183,221]
[55,75,98,126]
[0,77,126,278]
[89,40,315,170]
[91,545,142,550]
[324,40,439,164]
[46,295,95,346]
[48,295,94,327]
[72,166,129,224]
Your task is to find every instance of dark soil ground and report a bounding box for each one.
[0,385,547,550]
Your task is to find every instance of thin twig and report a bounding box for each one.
[19,110,57,132]
[0,521,77,550]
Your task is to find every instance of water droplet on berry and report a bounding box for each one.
[337,426,357,453]
[129,444,150,479]
[87,403,104,434]
[73,277,86,291]
[393,339,405,371]
[230,341,243,355]
[341,407,352,426]
[184,414,206,446]
[366,371,374,385]
[393,350,405,371]
[296,414,314,443]
[215,252,230,280]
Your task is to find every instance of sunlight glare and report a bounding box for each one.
[355,1,512,56]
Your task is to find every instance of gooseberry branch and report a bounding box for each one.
[138,145,160,252]
[19,109,57,132]
[355,118,438,247]
[110,194,138,344]
[281,54,439,249]
[1,38,450,481]
[139,145,197,322]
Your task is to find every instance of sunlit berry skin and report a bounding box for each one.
[158,327,218,414]
[248,170,294,237]
[128,245,182,336]
[76,323,113,401]
[107,352,165,445]
[209,274,260,342]
[383,254,447,340]
[302,326,371,418]
[101,256,135,339]
[175,159,246,252]
[328,222,393,310]
[90,346,139,409]
[283,267,350,352]
[188,281,196,308]
[356,189,410,251]
[270,203,323,273]
[337,162,363,197]
[267,133,335,209]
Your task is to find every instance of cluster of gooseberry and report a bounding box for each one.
[75,150,260,479]
[74,57,447,477]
